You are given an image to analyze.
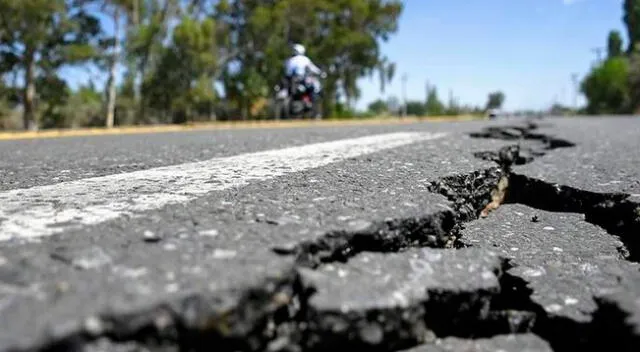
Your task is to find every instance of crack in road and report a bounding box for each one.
[449,123,639,351]
[505,173,639,262]
[282,122,640,351]
[39,272,305,352]
[278,209,460,268]
[14,122,640,352]
[468,124,639,263]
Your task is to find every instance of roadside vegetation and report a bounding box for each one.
[0,0,411,130]
[1,0,637,131]
[0,0,499,131]
[580,0,640,115]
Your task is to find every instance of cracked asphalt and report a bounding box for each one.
[0,117,639,351]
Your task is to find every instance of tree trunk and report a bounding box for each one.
[322,83,337,119]
[132,0,139,26]
[22,50,37,131]
[241,99,248,120]
[209,102,216,121]
[136,0,174,123]
[105,9,121,128]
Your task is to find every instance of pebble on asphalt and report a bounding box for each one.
[142,230,162,242]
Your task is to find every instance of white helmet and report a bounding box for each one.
[293,43,305,56]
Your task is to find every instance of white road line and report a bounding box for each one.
[0,132,447,241]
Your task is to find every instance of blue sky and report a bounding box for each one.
[61,0,626,112]
[356,0,626,111]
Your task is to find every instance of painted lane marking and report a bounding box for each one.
[0,132,447,241]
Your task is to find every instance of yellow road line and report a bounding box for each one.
[0,115,484,141]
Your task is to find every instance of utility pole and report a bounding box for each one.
[401,73,408,117]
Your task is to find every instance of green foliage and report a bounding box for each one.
[629,51,640,113]
[425,86,445,115]
[0,81,12,127]
[144,16,218,123]
[445,93,462,116]
[581,57,631,114]
[405,101,426,116]
[59,84,104,127]
[376,57,396,94]
[214,0,403,119]
[549,103,575,116]
[1,0,405,129]
[485,91,505,110]
[36,75,71,128]
[607,30,624,58]
[0,0,102,129]
[331,102,358,119]
[623,0,640,52]
[367,99,388,115]
[581,1,640,114]
[6,0,640,129]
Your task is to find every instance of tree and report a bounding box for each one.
[425,86,445,115]
[607,30,624,58]
[623,1,640,112]
[105,11,120,128]
[549,103,573,116]
[0,80,15,128]
[445,90,461,116]
[376,56,396,94]
[214,0,403,119]
[629,50,640,112]
[127,0,179,122]
[101,0,135,128]
[144,16,218,123]
[386,96,401,115]
[581,57,631,114]
[405,101,426,116]
[62,83,103,127]
[367,99,387,115]
[624,0,640,52]
[36,74,71,128]
[213,0,290,119]
[486,91,506,110]
[0,0,406,128]
[0,0,101,129]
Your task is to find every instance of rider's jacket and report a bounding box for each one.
[285,54,322,77]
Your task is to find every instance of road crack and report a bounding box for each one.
[37,272,306,352]
[505,173,639,261]
[281,210,459,268]
[467,123,639,263]
[19,122,640,352]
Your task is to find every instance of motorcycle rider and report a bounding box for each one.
[284,44,326,103]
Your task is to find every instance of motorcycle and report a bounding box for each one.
[273,72,323,120]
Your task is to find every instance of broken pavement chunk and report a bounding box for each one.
[462,203,628,324]
[298,248,504,350]
[589,271,640,352]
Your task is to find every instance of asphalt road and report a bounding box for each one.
[0,117,638,352]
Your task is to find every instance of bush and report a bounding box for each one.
[581,57,631,114]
